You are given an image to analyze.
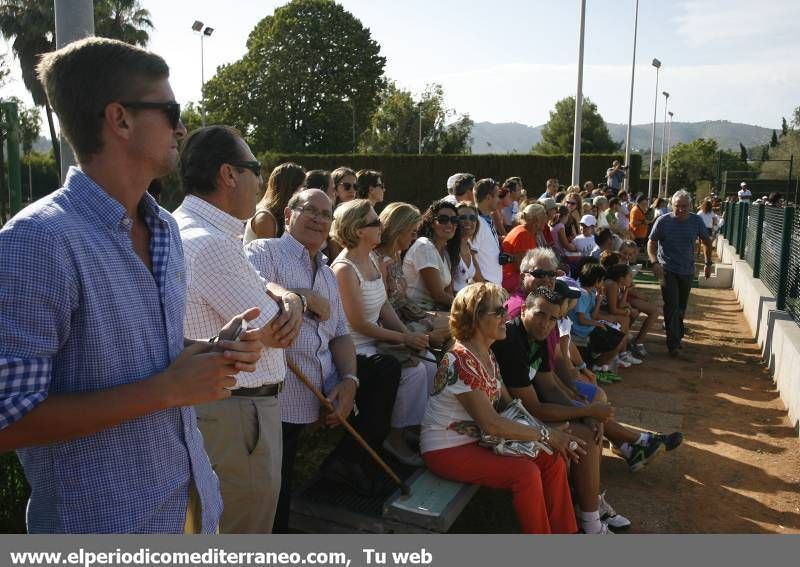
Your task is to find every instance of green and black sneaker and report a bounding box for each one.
[626,437,666,472]
[652,431,683,451]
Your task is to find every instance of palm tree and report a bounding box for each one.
[0,0,154,182]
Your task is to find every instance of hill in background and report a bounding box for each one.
[471,120,775,155]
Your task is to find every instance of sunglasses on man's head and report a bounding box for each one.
[115,101,182,129]
[523,269,557,279]
[338,182,356,191]
[435,215,459,225]
[229,160,262,178]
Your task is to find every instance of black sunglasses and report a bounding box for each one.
[117,101,182,129]
[524,269,557,279]
[338,182,356,191]
[483,305,508,318]
[566,201,578,206]
[435,215,459,225]
[229,160,262,177]
[458,214,478,222]
[362,218,382,228]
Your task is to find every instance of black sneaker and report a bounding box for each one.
[652,431,683,451]
[626,438,666,472]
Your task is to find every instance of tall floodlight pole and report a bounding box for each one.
[192,21,214,126]
[571,0,587,186]
[658,91,670,197]
[54,0,94,181]
[418,101,423,155]
[664,111,674,195]
[623,0,639,194]
[647,58,662,201]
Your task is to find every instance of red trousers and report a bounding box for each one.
[423,442,576,534]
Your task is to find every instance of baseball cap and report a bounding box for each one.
[539,197,558,211]
[554,279,581,300]
[740,181,748,187]
[580,214,597,226]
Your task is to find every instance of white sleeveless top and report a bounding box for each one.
[452,254,476,293]
[243,207,271,244]
[332,256,386,349]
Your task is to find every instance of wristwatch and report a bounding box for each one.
[289,291,307,312]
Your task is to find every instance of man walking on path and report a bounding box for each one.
[0,38,264,534]
[648,189,713,359]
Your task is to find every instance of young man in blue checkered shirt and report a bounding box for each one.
[0,38,266,533]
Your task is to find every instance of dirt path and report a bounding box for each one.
[599,281,800,533]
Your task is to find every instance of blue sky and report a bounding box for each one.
[2,0,798,128]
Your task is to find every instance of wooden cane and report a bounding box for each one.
[286,359,411,496]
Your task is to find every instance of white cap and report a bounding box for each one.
[447,173,462,191]
[580,214,597,226]
[740,181,748,187]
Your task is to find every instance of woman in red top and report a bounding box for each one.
[501,203,546,292]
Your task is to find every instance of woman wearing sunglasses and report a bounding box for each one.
[332,199,435,466]
[244,162,306,242]
[402,200,461,311]
[452,203,485,293]
[421,283,582,534]
[332,166,357,208]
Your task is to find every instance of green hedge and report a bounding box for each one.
[0,453,28,533]
[258,153,642,210]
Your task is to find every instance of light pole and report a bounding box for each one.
[418,101,423,155]
[622,0,639,194]
[664,111,674,196]
[647,58,661,201]
[192,21,214,126]
[571,0,587,186]
[658,91,670,197]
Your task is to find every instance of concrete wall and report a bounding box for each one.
[717,235,800,435]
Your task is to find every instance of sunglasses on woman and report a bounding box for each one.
[458,214,478,222]
[523,269,557,279]
[338,182,356,191]
[435,215,459,225]
[362,218,382,228]
[484,305,509,318]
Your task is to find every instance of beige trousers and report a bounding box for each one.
[196,395,282,534]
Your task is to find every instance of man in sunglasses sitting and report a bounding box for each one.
[174,125,307,533]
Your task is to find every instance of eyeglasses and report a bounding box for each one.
[483,305,508,318]
[435,215,459,225]
[523,269,557,279]
[338,182,356,191]
[116,101,182,129]
[293,204,333,222]
[566,201,578,206]
[229,160,262,178]
[458,214,478,222]
[362,218,382,228]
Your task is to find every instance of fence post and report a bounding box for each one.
[776,207,795,311]
[737,203,749,253]
[752,204,765,278]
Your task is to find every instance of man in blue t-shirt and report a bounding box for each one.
[648,189,713,359]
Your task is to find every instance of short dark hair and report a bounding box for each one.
[37,37,170,163]
[356,169,382,198]
[305,169,331,191]
[606,263,631,282]
[595,227,613,247]
[503,177,522,191]
[474,178,498,202]
[331,166,355,185]
[524,286,562,310]
[420,200,461,269]
[180,125,244,196]
[579,263,606,287]
[454,173,476,197]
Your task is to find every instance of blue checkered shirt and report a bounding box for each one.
[0,167,221,533]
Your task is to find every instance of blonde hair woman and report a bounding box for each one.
[331,200,435,466]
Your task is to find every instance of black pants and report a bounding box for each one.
[272,353,401,533]
[661,270,692,352]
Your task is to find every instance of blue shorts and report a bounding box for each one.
[572,381,598,407]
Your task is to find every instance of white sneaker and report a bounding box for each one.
[621,352,643,365]
[615,357,632,369]
[598,491,631,529]
[585,521,614,534]
[592,364,609,372]
[635,343,648,356]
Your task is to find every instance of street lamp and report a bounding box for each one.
[418,101,423,155]
[658,91,670,197]
[664,111,674,196]
[192,20,214,126]
[622,0,639,194]
[647,58,661,201]
[571,0,587,186]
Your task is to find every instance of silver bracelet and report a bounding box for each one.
[342,373,360,388]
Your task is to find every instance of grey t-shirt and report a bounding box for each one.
[649,213,709,276]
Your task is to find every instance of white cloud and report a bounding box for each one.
[674,0,800,45]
